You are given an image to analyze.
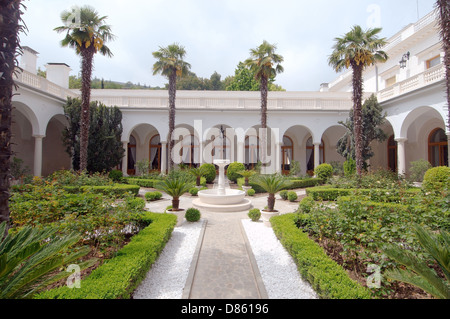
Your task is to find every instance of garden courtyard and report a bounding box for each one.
[3,164,448,300]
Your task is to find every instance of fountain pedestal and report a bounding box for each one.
[193,159,252,213]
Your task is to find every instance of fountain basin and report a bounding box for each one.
[193,189,252,213]
[198,189,246,205]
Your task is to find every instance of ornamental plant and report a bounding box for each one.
[237,169,257,187]
[227,162,245,183]
[252,174,291,212]
[248,208,261,222]
[314,163,333,181]
[154,177,193,211]
[200,163,217,183]
[185,208,201,222]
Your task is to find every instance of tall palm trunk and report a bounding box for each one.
[0,0,23,231]
[79,46,95,172]
[351,62,364,177]
[168,72,177,172]
[437,0,450,166]
[260,76,268,171]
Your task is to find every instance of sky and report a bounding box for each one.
[19,0,437,91]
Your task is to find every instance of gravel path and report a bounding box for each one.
[133,219,204,299]
[133,215,318,299]
[242,219,318,299]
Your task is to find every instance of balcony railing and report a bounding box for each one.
[13,69,78,100]
[378,64,445,102]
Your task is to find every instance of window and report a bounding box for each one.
[385,76,396,87]
[149,134,162,172]
[387,135,397,173]
[281,136,293,175]
[306,137,324,175]
[181,135,200,168]
[428,128,448,167]
[426,55,441,69]
[127,135,137,175]
[245,135,260,170]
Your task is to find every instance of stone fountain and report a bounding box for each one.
[193,159,252,212]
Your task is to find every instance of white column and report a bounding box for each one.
[122,141,128,176]
[396,138,407,177]
[161,142,167,174]
[237,141,244,164]
[314,143,321,170]
[33,135,44,177]
[447,133,450,167]
[275,142,282,174]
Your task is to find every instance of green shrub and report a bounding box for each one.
[306,187,352,201]
[248,208,261,222]
[299,196,315,213]
[271,214,371,299]
[79,184,140,197]
[247,189,256,196]
[189,188,199,196]
[226,162,245,183]
[423,166,450,191]
[343,157,356,177]
[145,191,162,202]
[314,163,333,181]
[185,208,201,222]
[200,163,217,183]
[124,178,158,188]
[280,190,289,200]
[109,169,123,182]
[409,160,432,183]
[283,178,324,190]
[36,212,176,299]
[287,191,298,202]
[126,197,146,211]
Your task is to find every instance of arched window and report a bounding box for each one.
[181,134,200,168]
[127,135,137,175]
[212,134,231,161]
[149,134,162,172]
[282,136,294,175]
[387,135,398,172]
[306,137,324,175]
[428,128,448,167]
[245,135,260,169]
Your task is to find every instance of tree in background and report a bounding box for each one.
[152,43,191,172]
[436,0,450,166]
[62,97,124,173]
[0,0,26,231]
[329,26,388,176]
[337,94,387,168]
[55,5,115,172]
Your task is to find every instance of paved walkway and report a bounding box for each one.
[141,188,305,300]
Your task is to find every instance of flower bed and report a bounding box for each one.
[36,212,177,299]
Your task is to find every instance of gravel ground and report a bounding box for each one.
[242,219,318,299]
[133,219,204,299]
[133,215,318,299]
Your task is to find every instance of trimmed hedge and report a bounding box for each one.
[124,178,159,188]
[63,184,140,196]
[238,177,324,194]
[271,214,371,299]
[36,212,177,299]
[306,187,421,202]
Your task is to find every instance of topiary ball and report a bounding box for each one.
[200,163,217,184]
[248,208,261,222]
[185,208,201,222]
[314,163,333,180]
[287,191,298,202]
[247,189,256,196]
[226,162,246,183]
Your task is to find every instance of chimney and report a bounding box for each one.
[45,63,71,89]
[20,46,39,74]
[319,83,329,92]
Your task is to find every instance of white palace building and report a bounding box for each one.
[11,10,449,178]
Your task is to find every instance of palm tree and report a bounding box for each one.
[55,5,115,172]
[0,0,26,232]
[0,222,92,299]
[245,41,284,172]
[154,176,193,211]
[152,44,191,172]
[436,0,450,165]
[328,26,388,177]
[252,174,291,212]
